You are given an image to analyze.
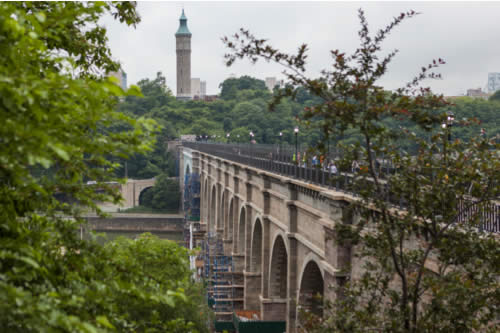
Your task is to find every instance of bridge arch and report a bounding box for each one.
[269,234,289,299]
[138,186,153,206]
[209,185,217,234]
[120,178,156,208]
[237,205,246,254]
[219,190,225,231]
[250,217,263,273]
[183,157,192,180]
[226,197,234,241]
[203,177,209,223]
[298,258,324,318]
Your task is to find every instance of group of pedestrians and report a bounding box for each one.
[291,151,339,174]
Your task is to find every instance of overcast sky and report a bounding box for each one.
[101,1,500,96]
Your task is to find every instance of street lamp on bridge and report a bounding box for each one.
[444,111,455,142]
[294,127,299,164]
[279,131,283,155]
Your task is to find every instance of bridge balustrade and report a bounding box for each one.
[183,141,499,233]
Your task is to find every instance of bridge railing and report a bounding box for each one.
[183,141,499,233]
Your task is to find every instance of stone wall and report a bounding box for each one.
[86,213,184,232]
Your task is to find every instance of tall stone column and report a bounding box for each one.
[287,235,298,333]
[175,9,191,100]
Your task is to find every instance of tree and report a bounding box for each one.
[140,174,181,212]
[219,75,267,99]
[0,2,206,332]
[100,234,210,332]
[489,89,500,102]
[223,8,499,332]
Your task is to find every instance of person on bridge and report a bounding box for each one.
[352,160,360,173]
[329,161,338,174]
[312,155,318,167]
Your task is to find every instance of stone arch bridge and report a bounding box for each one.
[120,178,156,208]
[179,141,499,333]
[181,144,363,333]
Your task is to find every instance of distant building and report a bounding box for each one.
[265,77,277,91]
[200,81,206,97]
[176,9,192,100]
[193,94,218,102]
[487,72,500,93]
[466,88,490,100]
[190,79,207,98]
[191,78,201,98]
[108,68,127,90]
[265,77,285,91]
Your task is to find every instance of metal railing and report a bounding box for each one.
[183,141,499,233]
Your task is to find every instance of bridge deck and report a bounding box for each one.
[183,141,499,233]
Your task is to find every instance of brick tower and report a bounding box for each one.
[175,9,192,100]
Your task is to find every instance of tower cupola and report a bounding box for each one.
[176,9,191,36]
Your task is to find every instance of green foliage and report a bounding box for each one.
[488,89,500,101]
[224,8,499,333]
[99,234,209,332]
[117,73,317,149]
[0,2,206,332]
[219,75,267,100]
[139,173,181,212]
[118,74,498,165]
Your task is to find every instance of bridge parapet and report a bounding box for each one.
[183,141,499,233]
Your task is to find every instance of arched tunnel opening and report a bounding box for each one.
[251,219,263,273]
[270,235,288,299]
[298,260,324,319]
[138,186,154,206]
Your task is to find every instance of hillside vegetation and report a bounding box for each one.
[117,73,499,178]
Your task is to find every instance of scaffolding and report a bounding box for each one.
[183,172,200,221]
[202,233,244,331]
[183,172,201,248]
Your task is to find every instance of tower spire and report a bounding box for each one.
[176,8,191,36]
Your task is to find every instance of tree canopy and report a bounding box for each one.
[488,89,500,102]
[223,8,500,333]
[0,2,207,332]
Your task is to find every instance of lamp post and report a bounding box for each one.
[279,131,283,157]
[446,111,454,142]
[441,111,454,165]
[441,111,455,141]
[294,126,299,164]
[249,131,255,163]
[226,133,230,143]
